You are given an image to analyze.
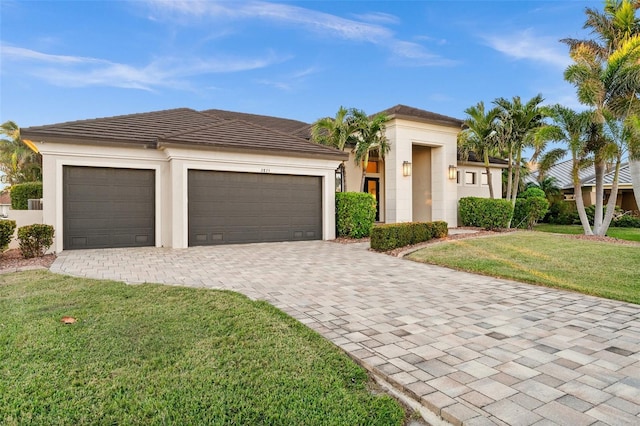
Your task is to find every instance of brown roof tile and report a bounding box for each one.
[159,119,346,159]
[22,108,217,145]
[202,109,311,135]
[377,104,463,128]
[21,108,346,160]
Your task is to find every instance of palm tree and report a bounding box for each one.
[545,106,595,234]
[458,101,500,198]
[350,110,391,192]
[563,1,640,235]
[494,94,549,207]
[311,106,358,191]
[534,148,567,183]
[0,121,42,185]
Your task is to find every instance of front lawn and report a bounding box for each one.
[534,223,640,242]
[0,271,404,425]
[407,231,640,304]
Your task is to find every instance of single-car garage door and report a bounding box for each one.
[63,166,155,250]
[188,170,322,246]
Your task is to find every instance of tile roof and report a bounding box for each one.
[21,108,346,160]
[376,104,463,128]
[159,118,345,158]
[203,109,311,136]
[457,150,508,166]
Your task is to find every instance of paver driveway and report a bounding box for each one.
[51,241,640,425]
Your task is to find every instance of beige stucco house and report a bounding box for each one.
[22,105,505,252]
[341,105,506,225]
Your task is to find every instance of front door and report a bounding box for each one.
[364,177,380,221]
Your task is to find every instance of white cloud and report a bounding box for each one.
[143,0,453,66]
[1,43,283,91]
[352,12,400,25]
[482,29,570,69]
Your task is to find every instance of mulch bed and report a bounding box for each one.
[0,249,56,273]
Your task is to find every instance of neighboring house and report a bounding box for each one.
[22,105,505,252]
[0,191,10,218]
[528,159,638,212]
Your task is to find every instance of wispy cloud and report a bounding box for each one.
[482,29,570,69]
[257,66,320,91]
[144,0,453,66]
[1,43,284,91]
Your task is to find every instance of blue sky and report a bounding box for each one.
[1,1,597,128]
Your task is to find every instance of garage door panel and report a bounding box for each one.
[64,166,155,250]
[188,170,321,246]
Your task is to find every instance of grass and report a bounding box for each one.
[0,271,404,425]
[407,231,640,304]
[534,223,640,242]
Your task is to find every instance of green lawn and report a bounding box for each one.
[534,223,640,242]
[407,231,640,304]
[0,271,404,425]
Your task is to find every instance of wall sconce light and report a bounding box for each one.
[448,165,457,180]
[402,161,412,177]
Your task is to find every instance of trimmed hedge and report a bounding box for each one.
[459,197,513,230]
[10,182,43,210]
[336,192,377,238]
[17,224,54,258]
[0,219,16,251]
[370,221,448,252]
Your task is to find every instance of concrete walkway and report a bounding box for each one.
[51,241,640,425]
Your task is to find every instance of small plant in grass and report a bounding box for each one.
[17,224,54,258]
[0,219,16,251]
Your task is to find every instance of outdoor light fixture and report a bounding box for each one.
[402,161,412,177]
[448,165,457,180]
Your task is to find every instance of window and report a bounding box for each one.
[365,161,379,173]
[481,172,489,185]
[456,170,461,185]
[465,171,476,185]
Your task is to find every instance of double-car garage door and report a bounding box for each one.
[63,166,322,249]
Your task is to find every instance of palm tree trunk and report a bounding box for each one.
[600,158,621,236]
[593,159,605,235]
[630,160,640,212]
[360,152,369,192]
[483,151,494,199]
[506,149,513,200]
[574,184,594,235]
[510,150,521,204]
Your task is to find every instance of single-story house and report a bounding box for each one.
[22,105,506,252]
[528,159,638,213]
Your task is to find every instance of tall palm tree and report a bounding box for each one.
[563,1,640,235]
[458,101,500,198]
[545,106,595,234]
[0,121,42,185]
[494,94,549,206]
[350,110,391,192]
[311,106,358,191]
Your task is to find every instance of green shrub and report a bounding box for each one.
[546,200,577,225]
[335,192,376,238]
[611,214,640,228]
[459,197,513,230]
[513,197,550,229]
[370,221,448,251]
[17,224,54,258]
[0,219,16,251]
[518,187,546,199]
[10,182,43,210]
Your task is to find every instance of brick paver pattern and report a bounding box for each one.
[51,241,640,425]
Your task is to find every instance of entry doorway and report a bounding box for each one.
[364,177,380,221]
